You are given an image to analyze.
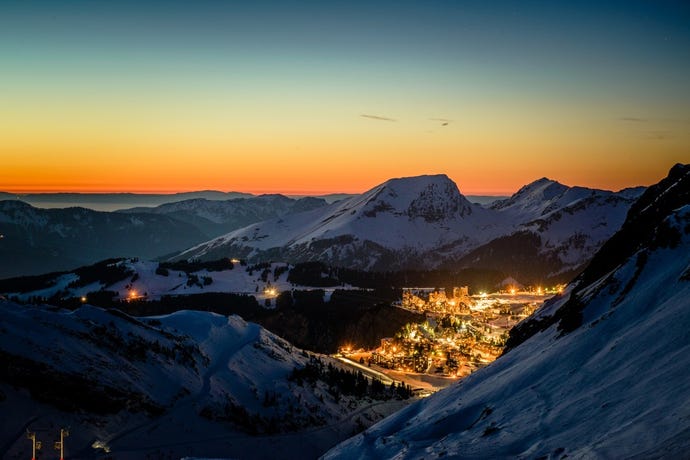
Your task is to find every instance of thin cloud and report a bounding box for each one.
[645,130,672,141]
[360,114,397,122]
[619,117,649,122]
[430,117,452,126]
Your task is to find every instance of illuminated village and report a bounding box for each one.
[342,286,563,380]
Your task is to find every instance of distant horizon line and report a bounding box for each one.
[0,189,512,197]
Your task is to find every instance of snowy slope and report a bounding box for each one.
[324,164,690,459]
[455,180,645,279]
[1,259,348,305]
[175,174,643,277]
[0,303,411,459]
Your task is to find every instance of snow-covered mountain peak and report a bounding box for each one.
[491,177,569,213]
[489,176,638,225]
[358,174,474,222]
[514,176,568,200]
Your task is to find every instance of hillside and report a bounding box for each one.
[0,194,328,279]
[0,201,208,278]
[324,164,690,459]
[454,180,645,281]
[0,259,423,354]
[0,302,415,459]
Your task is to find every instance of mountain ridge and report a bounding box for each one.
[176,174,644,281]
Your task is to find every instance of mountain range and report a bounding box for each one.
[0,190,254,212]
[1,175,644,283]
[0,201,209,278]
[118,194,328,239]
[0,195,328,278]
[0,164,687,459]
[324,163,690,459]
[176,174,644,283]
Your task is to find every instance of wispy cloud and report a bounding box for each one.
[620,117,649,122]
[645,130,672,141]
[429,117,452,126]
[360,114,397,122]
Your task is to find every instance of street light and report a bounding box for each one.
[54,428,69,460]
[26,431,41,460]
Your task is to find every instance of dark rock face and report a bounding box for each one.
[505,163,690,352]
[579,163,690,288]
[407,181,473,222]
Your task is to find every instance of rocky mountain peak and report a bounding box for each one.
[361,174,474,222]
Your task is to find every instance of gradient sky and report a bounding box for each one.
[2,0,689,195]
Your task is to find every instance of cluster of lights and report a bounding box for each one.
[264,287,278,297]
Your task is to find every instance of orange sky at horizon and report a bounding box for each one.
[2,1,689,197]
[1,154,683,197]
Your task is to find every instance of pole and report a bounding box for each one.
[59,428,67,460]
[54,428,69,460]
[26,431,39,460]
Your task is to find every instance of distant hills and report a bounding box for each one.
[0,196,329,278]
[117,194,328,239]
[325,163,690,459]
[0,190,499,212]
[0,201,208,278]
[0,190,254,212]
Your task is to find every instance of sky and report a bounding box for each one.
[1,0,689,195]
